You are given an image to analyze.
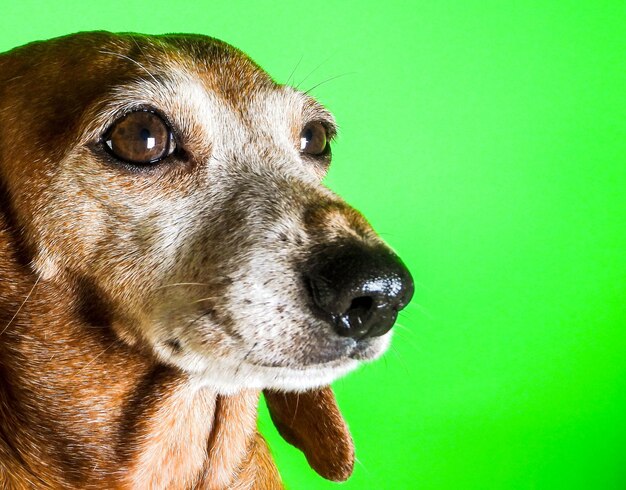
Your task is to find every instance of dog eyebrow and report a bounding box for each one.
[301,95,338,139]
[75,71,203,144]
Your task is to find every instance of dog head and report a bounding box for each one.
[0,31,413,393]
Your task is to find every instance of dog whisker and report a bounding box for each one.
[353,455,371,476]
[401,302,433,321]
[130,36,154,70]
[387,344,410,375]
[1,274,41,336]
[189,296,222,305]
[98,49,160,85]
[304,72,355,95]
[394,321,421,339]
[186,310,213,330]
[154,282,210,290]
[295,55,332,89]
[392,326,423,354]
[284,53,304,87]
[290,392,300,427]
[235,342,258,378]
[70,340,121,380]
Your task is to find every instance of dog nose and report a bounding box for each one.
[306,243,414,339]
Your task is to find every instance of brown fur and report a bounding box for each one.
[0,32,357,489]
[0,210,353,487]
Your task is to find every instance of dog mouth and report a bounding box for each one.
[241,335,384,369]
[159,317,388,368]
[149,241,408,389]
[149,300,393,391]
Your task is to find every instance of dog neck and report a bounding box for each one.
[0,217,280,489]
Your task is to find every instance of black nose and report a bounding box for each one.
[306,243,414,339]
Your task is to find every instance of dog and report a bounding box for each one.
[0,31,414,489]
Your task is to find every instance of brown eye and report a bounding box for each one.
[103,110,176,164]
[300,121,328,156]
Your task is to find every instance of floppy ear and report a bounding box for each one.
[264,386,354,482]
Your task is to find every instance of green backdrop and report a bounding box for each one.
[2,1,625,488]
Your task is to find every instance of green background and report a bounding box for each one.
[2,1,625,488]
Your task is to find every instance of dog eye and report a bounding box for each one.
[103,111,176,164]
[300,121,328,156]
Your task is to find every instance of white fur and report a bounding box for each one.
[38,58,392,394]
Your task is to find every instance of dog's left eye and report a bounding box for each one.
[300,121,328,156]
[103,110,176,164]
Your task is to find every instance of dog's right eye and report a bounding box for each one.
[102,110,176,165]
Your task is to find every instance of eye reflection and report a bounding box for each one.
[300,121,328,156]
[103,110,175,164]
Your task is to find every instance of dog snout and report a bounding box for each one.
[306,243,414,340]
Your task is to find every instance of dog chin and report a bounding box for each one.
[152,330,392,394]
[201,360,362,394]
[152,345,365,394]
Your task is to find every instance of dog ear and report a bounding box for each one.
[264,387,354,482]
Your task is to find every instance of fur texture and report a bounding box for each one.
[0,31,401,488]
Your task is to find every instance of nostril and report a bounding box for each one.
[348,296,373,315]
[334,295,377,339]
[306,242,414,340]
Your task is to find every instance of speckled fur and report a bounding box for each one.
[0,31,392,487]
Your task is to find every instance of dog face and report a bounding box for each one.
[0,32,413,392]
